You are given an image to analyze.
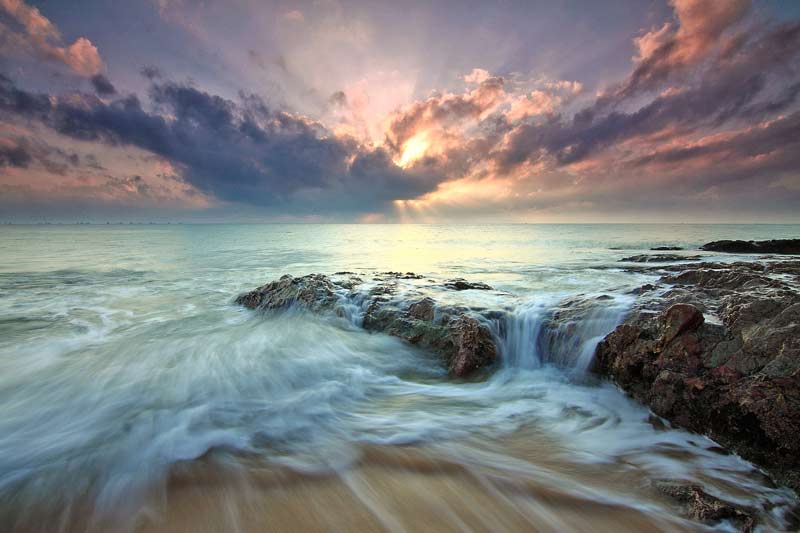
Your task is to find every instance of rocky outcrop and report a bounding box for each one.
[443,279,493,290]
[594,260,800,492]
[651,246,684,251]
[621,254,701,263]
[236,273,498,377]
[237,259,800,503]
[700,239,800,254]
[235,274,339,311]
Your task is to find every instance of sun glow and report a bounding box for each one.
[396,133,430,168]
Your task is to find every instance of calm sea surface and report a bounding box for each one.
[1,224,798,531]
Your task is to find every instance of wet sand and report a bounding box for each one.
[137,439,701,533]
[6,423,795,532]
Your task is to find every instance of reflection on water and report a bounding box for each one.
[0,224,798,531]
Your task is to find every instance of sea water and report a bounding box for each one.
[0,224,798,531]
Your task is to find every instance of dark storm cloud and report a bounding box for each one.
[90,74,116,96]
[140,66,161,80]
[0,75,443,211]
[630,111,800,170]
[0,73,51,115]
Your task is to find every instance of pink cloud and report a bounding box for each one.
[0,0,104,76]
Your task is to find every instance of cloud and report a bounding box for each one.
[381,2,800,221]
[1,0,798,222]
[328,90,347,107]
[463,68,490,85]
[506,81,583,122]
[285,10,304,22]
[629,111,800,174]
[384,75,507,167]
[0,75,445,215]
[0,128,81,175]
[610,0,751,102]
[0,137,32,167]
[90,74,116,96]
[140,66,162,80]
[0,0,103,76]
[495,18,800,170]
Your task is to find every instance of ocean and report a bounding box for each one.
[1,223,798,532]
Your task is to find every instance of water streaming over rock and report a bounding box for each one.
[497,293,633,374]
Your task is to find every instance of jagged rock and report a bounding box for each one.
[700,239,800,255]
[443,279,493,290]
[594,260,800,491]
[654,480,756,531]
[237,274,497,377]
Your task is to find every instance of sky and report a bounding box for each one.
[1,0,799,223]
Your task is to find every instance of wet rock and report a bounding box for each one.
[234,274,338,312]
[700,239,800,255]
[661,268,785,291]
[448,315,498,376]
[362,303,497,377]
[443,279,493,290]
[381,271,424,279]
[629,283,656,295]
[237,274,498,377]
[651,246,684,251]
[654,480,756,531]
[369,282,397,296]
[408,297,436,321]
[594,260,800,491]
[620,254,701,263]
[661,303,704,345]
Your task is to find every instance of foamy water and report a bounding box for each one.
[0,224,798,531]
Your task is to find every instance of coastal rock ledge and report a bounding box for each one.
[594,260,800,492]
[236,273,498,377]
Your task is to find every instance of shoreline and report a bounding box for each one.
[2,237,798,532]
[229,240,800,530]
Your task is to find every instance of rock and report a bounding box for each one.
[651,246,684,251]
[381,271,424,279]
[700,239,800,255]
[443,278,493,291]
[654,480,756,531]
[236,274,498,378]
[594,260,800,491]
[621,254,701,263]
[448,315,498,376]
[362,303,497,378]
[408,297,436,321]
[629,283,656,295]
[234,274,338,312]
[661,303,704,345]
